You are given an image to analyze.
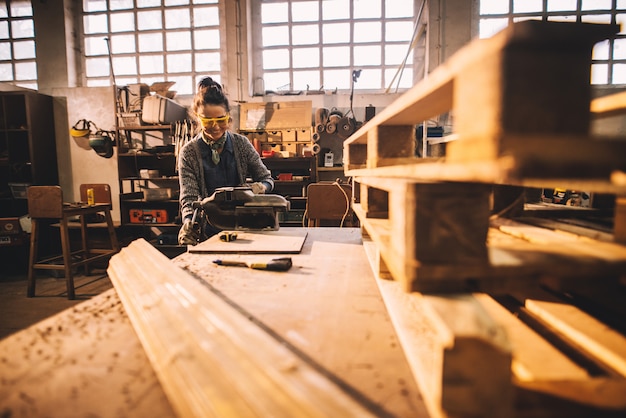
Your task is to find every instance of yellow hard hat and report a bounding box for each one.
[70,119,92,138]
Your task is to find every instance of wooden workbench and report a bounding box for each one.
[0,228,429,417]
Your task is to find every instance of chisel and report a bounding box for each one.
[212,257,293,272]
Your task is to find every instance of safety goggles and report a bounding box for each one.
[196,113,230,127]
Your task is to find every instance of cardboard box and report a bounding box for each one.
[239,101,312,131]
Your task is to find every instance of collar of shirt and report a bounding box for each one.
[199,131,233,160]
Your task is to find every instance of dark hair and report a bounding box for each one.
[194,77,230,113]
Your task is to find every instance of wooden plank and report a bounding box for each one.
[525,297,626,378]
[175,228,429,418]
[344,21,618,171]
[343,21,626,192]
[107,237,392,418]
[363,239,513,418]
[515,377,626,413]
[364,238,626,417]
[354,177,492,292]
[474,294,589,382]
[188,229,308,254]
[355,185,626,292]
[344,158,626,194]
[0,288,176,417]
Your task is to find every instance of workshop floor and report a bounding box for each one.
[0,266,113,340]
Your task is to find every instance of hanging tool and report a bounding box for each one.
[212,257,293,272]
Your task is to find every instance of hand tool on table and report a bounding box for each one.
[213,257,293,272]
[219,231,238,242]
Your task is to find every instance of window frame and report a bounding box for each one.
[248,0,421,94]
[478,0,626,87]
[0,0,37,90]
[80,0,226,96]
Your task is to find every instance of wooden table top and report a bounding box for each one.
[0,228,429,417]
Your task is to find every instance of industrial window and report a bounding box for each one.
[251,0,418,94]
[82,0,222,95]
[479,0,626,86]
[0,0,37,90]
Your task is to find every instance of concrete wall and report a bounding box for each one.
[50,87,119,218]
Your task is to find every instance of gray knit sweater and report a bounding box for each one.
[177,131,274,220]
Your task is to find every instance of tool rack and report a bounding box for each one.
[344,21,626,418]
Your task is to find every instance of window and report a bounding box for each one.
[479,0,626,86]
[252,0,417,93]
[82,0,222,95]
[0,0,37,90]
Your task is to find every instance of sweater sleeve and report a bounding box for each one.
[178,138,205,221]
[233,133,275,192]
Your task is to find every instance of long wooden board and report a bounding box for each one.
[108,237,380,418]
[189,229,308,254]
[175,227,429,418]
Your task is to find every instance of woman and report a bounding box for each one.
[178,77,274,245]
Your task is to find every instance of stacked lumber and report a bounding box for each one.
[346,20,626,418]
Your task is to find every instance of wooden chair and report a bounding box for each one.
[27,185,119,299]
[306,182,356,227]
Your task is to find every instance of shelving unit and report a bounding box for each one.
[261,156,317,225]
[0,91,58,218]
[116,124,183,256]
[238,100,316,226]
[0,91,57,265]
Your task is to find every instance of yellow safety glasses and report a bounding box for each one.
[196,113,230,127]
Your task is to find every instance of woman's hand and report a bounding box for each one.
[178,219,200,245]
[247,182,266,194]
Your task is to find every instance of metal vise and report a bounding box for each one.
[192,186,290,231]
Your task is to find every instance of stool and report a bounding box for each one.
[27,185,119,299]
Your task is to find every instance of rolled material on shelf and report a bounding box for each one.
[312,143,321,154]
[315,107,329,133]
[312,132,321,142]
[326,114,341,134]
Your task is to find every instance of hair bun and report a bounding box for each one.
[198,76,221,90]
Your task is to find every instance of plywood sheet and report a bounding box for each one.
[189,229,308,254]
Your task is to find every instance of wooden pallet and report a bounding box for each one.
[354,175,626,293]
[344,20,626,293]
[344,20,626,418]
[364,238,626,418]
[344,20,626,189]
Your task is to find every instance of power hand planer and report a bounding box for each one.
[192,186,290,232]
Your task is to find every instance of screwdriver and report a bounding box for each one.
[212,257,292,272]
